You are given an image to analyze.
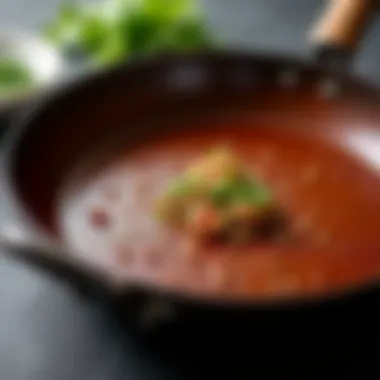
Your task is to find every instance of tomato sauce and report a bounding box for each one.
[58,122,380,301]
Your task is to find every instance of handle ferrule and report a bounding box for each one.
[310,0,376,66]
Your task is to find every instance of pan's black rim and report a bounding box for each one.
[2,48,380,311]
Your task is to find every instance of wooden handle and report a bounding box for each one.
[310,0,376,52]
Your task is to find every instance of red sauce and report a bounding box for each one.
[57,124,380,301]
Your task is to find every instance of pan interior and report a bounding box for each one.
[10,54,380,302]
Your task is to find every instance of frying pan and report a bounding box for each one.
[1,0,380,330]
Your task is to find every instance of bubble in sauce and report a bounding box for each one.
[89,207,111,229]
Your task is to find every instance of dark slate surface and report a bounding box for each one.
[0,0,380,379]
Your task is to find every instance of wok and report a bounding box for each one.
[1,0,380,330]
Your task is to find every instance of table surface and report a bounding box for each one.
[1,1,380,379]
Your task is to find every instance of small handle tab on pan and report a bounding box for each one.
[310,0,377,67]
[0,225,128,297]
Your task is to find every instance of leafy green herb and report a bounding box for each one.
[156,148,283,243]
[0,58,34,97]
[43,0,217,67]
[210,177,271,208]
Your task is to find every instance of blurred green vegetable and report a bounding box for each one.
[43,0,217,67]
[0,58,35,98]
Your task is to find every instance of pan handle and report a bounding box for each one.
[309,0,377,66]
[0,233,104,292]
[0,227,179,329]
[0,222,125,297]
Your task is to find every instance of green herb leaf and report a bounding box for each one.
[210,177,272,208]
[143,0,198,21]
[0,59,34,97]
[43,2,83,43]
[42,0,217,66]
[209,179,236,207]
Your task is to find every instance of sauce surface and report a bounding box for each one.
[58,123,380,300]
